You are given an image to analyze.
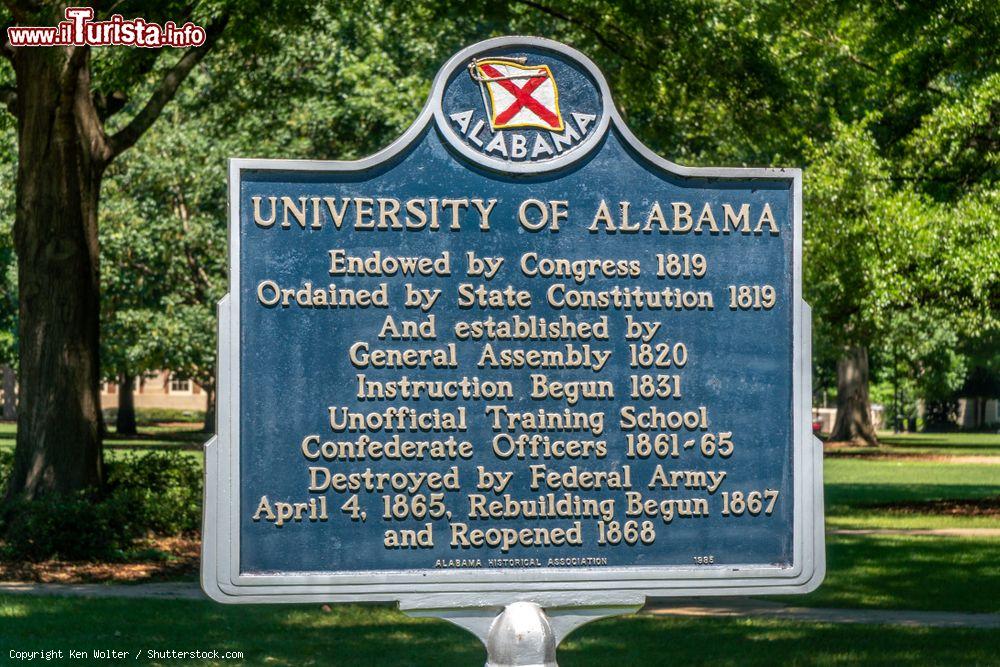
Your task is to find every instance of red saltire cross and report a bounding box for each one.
[479,63,561,129]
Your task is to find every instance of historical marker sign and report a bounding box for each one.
[202,37,824,605]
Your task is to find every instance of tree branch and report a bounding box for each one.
[94,47,165,121]
[93,2,202,120]
[93,46,164,122]
[106,13,227,159]
[93,89,128,120]
[59,44,87,96]
[513,0,642,66]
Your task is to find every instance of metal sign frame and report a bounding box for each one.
[201,35,824,606]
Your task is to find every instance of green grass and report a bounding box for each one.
[782,534,1000,613]
[825,458,999,487]
[0,596,996,666]
[826,431,1000,457]
[824,458,999,529]
[564,616,999,667]
[811,457,999,613]
[825,458,999,514]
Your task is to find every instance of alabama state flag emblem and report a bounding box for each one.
[469,58,564,132]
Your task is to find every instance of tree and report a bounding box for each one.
[0,1,307,498]
[101,102,228,433]
[100,203,167,436]
[803,118,890,445]
[805,116,997,442]
[787,2,999,443]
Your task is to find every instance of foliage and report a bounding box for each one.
[0,492,136,561]
[100,1,1000,424]
[87,0,315,412]
[0,452,201,561]
[0,0,994,451]
[100,93,229,401]
[788,2,999,419]
[105,451,203,534]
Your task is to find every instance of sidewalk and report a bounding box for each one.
[0,581,203,600]
[1,581,996,629]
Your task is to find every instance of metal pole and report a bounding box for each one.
[400,594,642,667]
[485,602,557,667]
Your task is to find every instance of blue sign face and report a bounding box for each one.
[205,37,822,601]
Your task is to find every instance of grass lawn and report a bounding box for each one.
[808,454,999,613]
[778,534,1000,613]
[826,458,998,490]
[826,430,1000,457]
[877,431,1000,449]
[39,534,993,616]
[825,456,998,529]
[0,596,997,667]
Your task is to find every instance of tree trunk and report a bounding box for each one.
[1,8,225,499]
[201,375,216,434]
[830,346,879,446]
[6,45,104,499]
[2,365,16,420]
[115,372,137,436]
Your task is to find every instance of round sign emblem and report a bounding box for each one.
[433,37,612,173]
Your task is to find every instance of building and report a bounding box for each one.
[955,397,999,430]
[101,371,208,413]
[812,405,884,435]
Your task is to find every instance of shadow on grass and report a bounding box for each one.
[778,534,999,614]
[0,598,483,666]
[1,597,996,666]
[563,615,997,666]
[826,483,1000,510]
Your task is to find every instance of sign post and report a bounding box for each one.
[202,36,824,664]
